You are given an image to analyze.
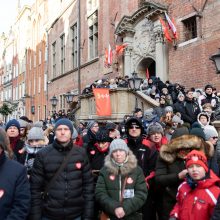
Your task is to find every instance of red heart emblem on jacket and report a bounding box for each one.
[76,162,81,169]
[0,189,4,198]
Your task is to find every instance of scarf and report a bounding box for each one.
[9,136,21,150]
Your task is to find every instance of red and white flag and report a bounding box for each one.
[115,43,128,56]
[159,17,172,42]
[165,12,177,39]
[104,43,113,67]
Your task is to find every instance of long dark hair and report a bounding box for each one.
[0,128,14,159]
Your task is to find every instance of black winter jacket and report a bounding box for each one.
[0,152,31,220]
[183,98,200,124]
[29,140,94,220]
[125,136,158,177]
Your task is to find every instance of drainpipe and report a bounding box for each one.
[77,0,81,98]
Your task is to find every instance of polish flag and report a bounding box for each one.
[104,44,113,67]
[165,12,177,39]
[159,17,172,42]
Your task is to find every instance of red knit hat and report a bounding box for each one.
[185,150,208,172]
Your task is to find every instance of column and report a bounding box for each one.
[154,29,168,82]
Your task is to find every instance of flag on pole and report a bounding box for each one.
[93,88,111,116]
[104,44,113,67]
[159,17,172,42]
[146,68,150,79]
[165,12,177,39]
[115,43,128,56]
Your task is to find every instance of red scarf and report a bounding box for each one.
[94,143,109,153]
[9,136,20,150]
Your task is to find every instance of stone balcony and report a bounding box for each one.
[75,88,159,122]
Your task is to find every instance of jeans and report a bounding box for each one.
[42,217,81,220]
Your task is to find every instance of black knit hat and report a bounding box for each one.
[125,117,144,134]
[106,122,117,130]
[96,128,111,142]
[190,127,206,140]
[54,118,73,134]
[5,119,20,132]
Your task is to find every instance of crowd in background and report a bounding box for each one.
[2,77,220,219]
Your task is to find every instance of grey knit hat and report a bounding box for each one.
[164,106,173,113]
[204,126,218,141]
[172,115,183,125]
[27,126,45,141]
[177,92,185,99]
[86,120,97,129]
[109,139,129,155]
[147,122,164,135]
[18,119,28,128]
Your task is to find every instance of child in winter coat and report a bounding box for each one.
[170,150,220,220]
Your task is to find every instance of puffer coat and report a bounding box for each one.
[29,139,94,220]
[155,134,214,220]
[95,150,148,220]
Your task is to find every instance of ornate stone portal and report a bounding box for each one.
[115,1,168,82]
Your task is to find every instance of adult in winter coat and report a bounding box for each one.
[170,150,220,220]
[200,84,219,111]
[173,92,186,117]
[124,117,158,220]
[182,90,201,125]
[82,120,99,149]
[5,119,25,163]
[0,128,31,220]
[95,139,148,220]
[155,134,214,220]
[29,118,94,220]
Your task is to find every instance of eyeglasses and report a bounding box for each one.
[129,125,140,129]
[212,136,218,139]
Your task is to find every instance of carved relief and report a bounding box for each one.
[131,18,156,66]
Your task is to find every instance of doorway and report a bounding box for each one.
[136,58,156,79]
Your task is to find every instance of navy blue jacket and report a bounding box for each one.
[0,151,31,220]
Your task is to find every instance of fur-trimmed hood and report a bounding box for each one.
[104,150,137,176]
[160,135,214,164]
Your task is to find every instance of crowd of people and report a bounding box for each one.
[2,77,220,219]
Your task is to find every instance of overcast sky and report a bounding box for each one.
[0,0,35,34]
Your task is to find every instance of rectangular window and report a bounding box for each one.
[88,10,98,59]
[60,34,65,74]
[52,41,56,78]
[182,16,197,42]
[71,23,78,68]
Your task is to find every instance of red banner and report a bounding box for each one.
[93,88,111,116]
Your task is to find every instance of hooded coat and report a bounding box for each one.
[155,135,214,220]
[95,150,148,220]
[170,173,220,220]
